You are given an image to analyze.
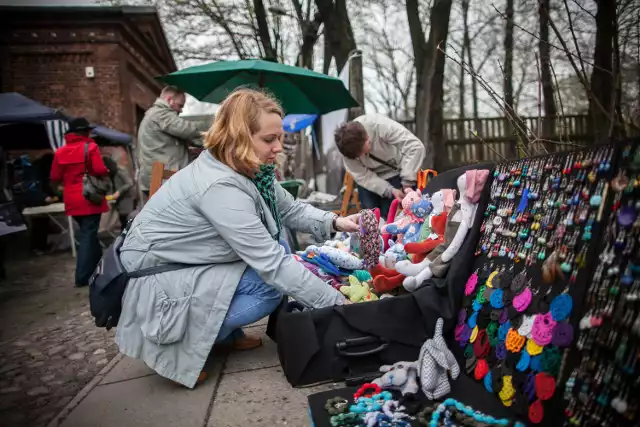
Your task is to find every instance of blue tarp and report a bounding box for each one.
[283,114,317,133]
[0,92,65,123]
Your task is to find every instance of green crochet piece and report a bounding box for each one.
[353,270,372,282]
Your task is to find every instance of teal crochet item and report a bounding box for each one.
[353,270,372,282]
[251,164,281,241]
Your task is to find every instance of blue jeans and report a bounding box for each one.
[73,214,102,286]
[356,175,402,220]
[215,239,290,342]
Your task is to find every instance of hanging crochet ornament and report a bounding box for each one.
[532,313,557,346]
[549,293,573,321]
[528,399,545,424]
[465,271,479,296]
[551,322,574,347]
[358,209,381,269]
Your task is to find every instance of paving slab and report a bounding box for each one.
[208,366,343,427]
[59,355,225,427]
[224,326,279,374]
[99,355,155,385]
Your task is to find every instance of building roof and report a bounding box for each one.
[0,4,177,72]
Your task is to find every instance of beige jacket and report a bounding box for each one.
[343,114,426,197]
[136,99,208,191]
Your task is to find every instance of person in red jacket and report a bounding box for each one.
[51,118,109,287]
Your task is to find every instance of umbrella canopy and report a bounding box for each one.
[158,59,359,115]
[0,92,65,123]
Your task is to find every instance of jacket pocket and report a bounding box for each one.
[140,285,191,345]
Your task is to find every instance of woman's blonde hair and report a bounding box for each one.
[204,88,283,177]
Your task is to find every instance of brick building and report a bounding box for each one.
[0,5,177,136]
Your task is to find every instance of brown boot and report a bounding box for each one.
[232,334,263,351]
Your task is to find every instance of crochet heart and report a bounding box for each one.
[513,287,532,312]
[550,294,573,321]
[458,309,467,325]
[532,313,556,346]
[465,272,478,296]
[551,322,574,347]
[528,399,544,424]
[474,358,489,380]
[518,315,536,338]
[473,330,490,358]
[535,373,556,401]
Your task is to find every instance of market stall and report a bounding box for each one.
[270,140,640,426]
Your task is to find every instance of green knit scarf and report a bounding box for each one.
[252,164,281,241]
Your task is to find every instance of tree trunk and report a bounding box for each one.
[348,54,365,118]
[254,0,277,61]
[459,0,470,122]
[315,0,357,71]
[299,12,322,68]
[406,0,428,106]
[539,0,556,141]
[503,0,517,158]
[589,0,615,143]
[415,0,453,169]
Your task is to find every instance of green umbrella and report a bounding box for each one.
[157,59,359,115]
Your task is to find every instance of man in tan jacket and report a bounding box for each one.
[334,114,426,219]
[137,86,208,199]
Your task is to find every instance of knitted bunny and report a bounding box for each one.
[340,276,379,303]
[379,239,407,269]
[372,360,419,395]
[418,318,460,400]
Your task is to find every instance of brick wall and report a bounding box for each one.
[1,17,170,136]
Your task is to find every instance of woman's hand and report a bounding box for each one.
[334,214,360,232]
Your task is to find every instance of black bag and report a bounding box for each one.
[89,226,192,330]
[266,162,495,387]
[82,143,110,205]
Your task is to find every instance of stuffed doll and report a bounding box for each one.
[418,318,460,400]
[340,275,379,303]
[396,190,451,276]
[400,170,489,292]
[379,239,407,269]
[372,361,419,395]
[380,189,422,236]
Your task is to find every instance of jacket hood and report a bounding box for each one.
[59,134,95,164]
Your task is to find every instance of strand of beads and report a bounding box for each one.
[427,398,526,427]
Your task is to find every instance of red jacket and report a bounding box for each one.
[51,134,110,217]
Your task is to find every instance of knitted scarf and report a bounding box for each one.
[252,164,281,241]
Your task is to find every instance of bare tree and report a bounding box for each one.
[539,0,557,138]
[407,0,454,169]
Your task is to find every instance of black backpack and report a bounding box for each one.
[89,225,191,330]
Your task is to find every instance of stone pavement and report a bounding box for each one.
[48,318,344,427]
[0,254,118,427]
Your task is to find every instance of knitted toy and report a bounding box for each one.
[372,361,420,396]
[317,245,364,270]
[370,263,406,293]
[381,189,422,235]
[403,189,455,262]
[340,275,379,303]
[358,209,381,269]
[395,211,447,277]
[379,239,407,269]
[401,170,489,292]
[418,318,460,400]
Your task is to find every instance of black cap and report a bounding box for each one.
[66,117,95,134]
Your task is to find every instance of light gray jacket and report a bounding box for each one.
[116,150,345,388]
[344,114,426,197]
[136,98,208,191]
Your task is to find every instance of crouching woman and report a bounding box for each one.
[115,89,358,388]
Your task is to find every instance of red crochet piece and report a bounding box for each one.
[370,263,399,278]
[354,383,381,400]
[373,274,405,293]
[403,212,447,255]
